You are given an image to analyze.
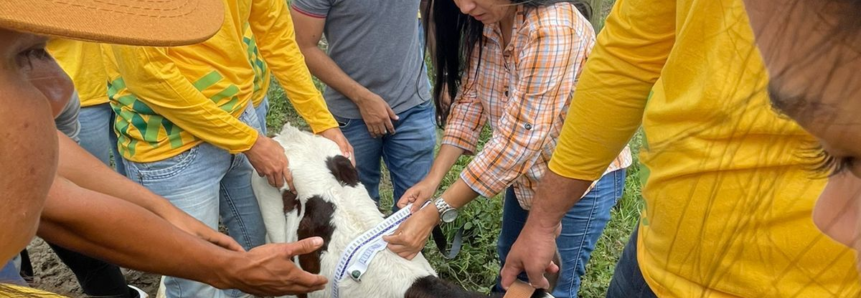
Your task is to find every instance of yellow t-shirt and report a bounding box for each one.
[0,285,67,297]
[548,0,861,297]
[46,39,109,107]
[242,25,271,108]
[103,0,337,162]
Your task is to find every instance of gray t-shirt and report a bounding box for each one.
[56,92,81,143]
[292,0,431,119]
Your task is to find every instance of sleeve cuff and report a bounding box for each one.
[459,170,497,199]
[309,118,339,134]
[441,134,478,155]
[548,155,609,181]
[228,127,260,155]
[291,3,327,18]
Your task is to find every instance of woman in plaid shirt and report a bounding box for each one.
[383,0,632,296]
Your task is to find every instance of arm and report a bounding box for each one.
[247,0,337,134]
[290,2,399,138]
[109,45,292,189]
[38,176,328,296]
[109,45,258,154]
[56,130,243,251]
[395,52,485,212]
[248,0,353,158]
[502,0,677,289]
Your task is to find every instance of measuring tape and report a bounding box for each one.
[331,202,429,298]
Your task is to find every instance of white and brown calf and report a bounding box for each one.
[252,124,553,298]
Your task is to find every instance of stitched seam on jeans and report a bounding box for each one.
[568,189,602,296]
[220,183,253,248]
[137,147,199,180]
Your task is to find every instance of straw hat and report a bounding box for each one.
[0,0,224,46]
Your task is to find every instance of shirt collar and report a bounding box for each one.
[481,5,526,47]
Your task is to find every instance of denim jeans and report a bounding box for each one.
[254,98,269,135]
[0,259,26,286]
[606,223,657,298]
[334,100,436,211]
[494,169,627,298]
[123,105,265,298]
[80,102,126,175]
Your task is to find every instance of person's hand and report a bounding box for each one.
[318,128,354,165]
[499,222,562,290]
[383,206,438,260]
[397,179,440,213]
[245,134,294,190]
[355,89,398,138]
[222,237,328,296]
[162,209,244,252]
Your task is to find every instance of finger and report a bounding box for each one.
[411,199,422,213]
[396,193,413,209]
[545,261,559,274]
[382,233,399,244]
[210,233,245,252]
[525,265,550,290]
[384,120,395,135]
[387,106,399,121]
[499,262,522,290]
[284,237,324,257]
[284,169,296,193]
[291,271,329,288]
[267,173,277,188]
[273,170,284,189]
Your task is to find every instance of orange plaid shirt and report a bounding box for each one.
[442,4,632,210]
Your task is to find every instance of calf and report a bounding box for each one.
[252,124,554,298]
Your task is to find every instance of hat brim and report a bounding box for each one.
[0,0,223,47]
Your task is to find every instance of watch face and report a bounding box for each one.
[441,209,458,223]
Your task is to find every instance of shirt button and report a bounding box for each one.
[524,123,532,130]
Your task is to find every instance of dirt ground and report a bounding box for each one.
[26,237,161,297]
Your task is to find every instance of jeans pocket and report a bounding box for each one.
[127,146,200,181]
[334,116,353,128]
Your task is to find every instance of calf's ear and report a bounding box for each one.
[326,155,359,187]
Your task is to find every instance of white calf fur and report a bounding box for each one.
[252,124,437,298]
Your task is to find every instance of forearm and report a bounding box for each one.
[250,6,337,133]
[111,45,258,153]
[55,131,179,218]
[440,178,480,209]
[301,46,369,105]
[425,144,466,187]
[524,171,593,232]
[38,177,237,289]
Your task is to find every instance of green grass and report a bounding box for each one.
[262,3,636,295]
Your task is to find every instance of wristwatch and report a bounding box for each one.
[433,197,459,223]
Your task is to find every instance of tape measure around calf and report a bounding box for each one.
[331,202,429,298]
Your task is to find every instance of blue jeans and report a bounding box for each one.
[254,98,269,135]
[123,105,265,298]
[0,260,26,286]
[495,169,627,298]
[334,100,436,211]
[606,223,656,298]
[80,102,126,175]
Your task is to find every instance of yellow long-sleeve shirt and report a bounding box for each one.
[549,0,861,297]
[103,0,336,162]
[47,39,109,107]
[243,24,335,128]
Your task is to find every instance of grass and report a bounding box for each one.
[262,2,637,296]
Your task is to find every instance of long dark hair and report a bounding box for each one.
[423,0,592,128]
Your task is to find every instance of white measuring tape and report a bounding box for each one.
[331,202,430,298]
